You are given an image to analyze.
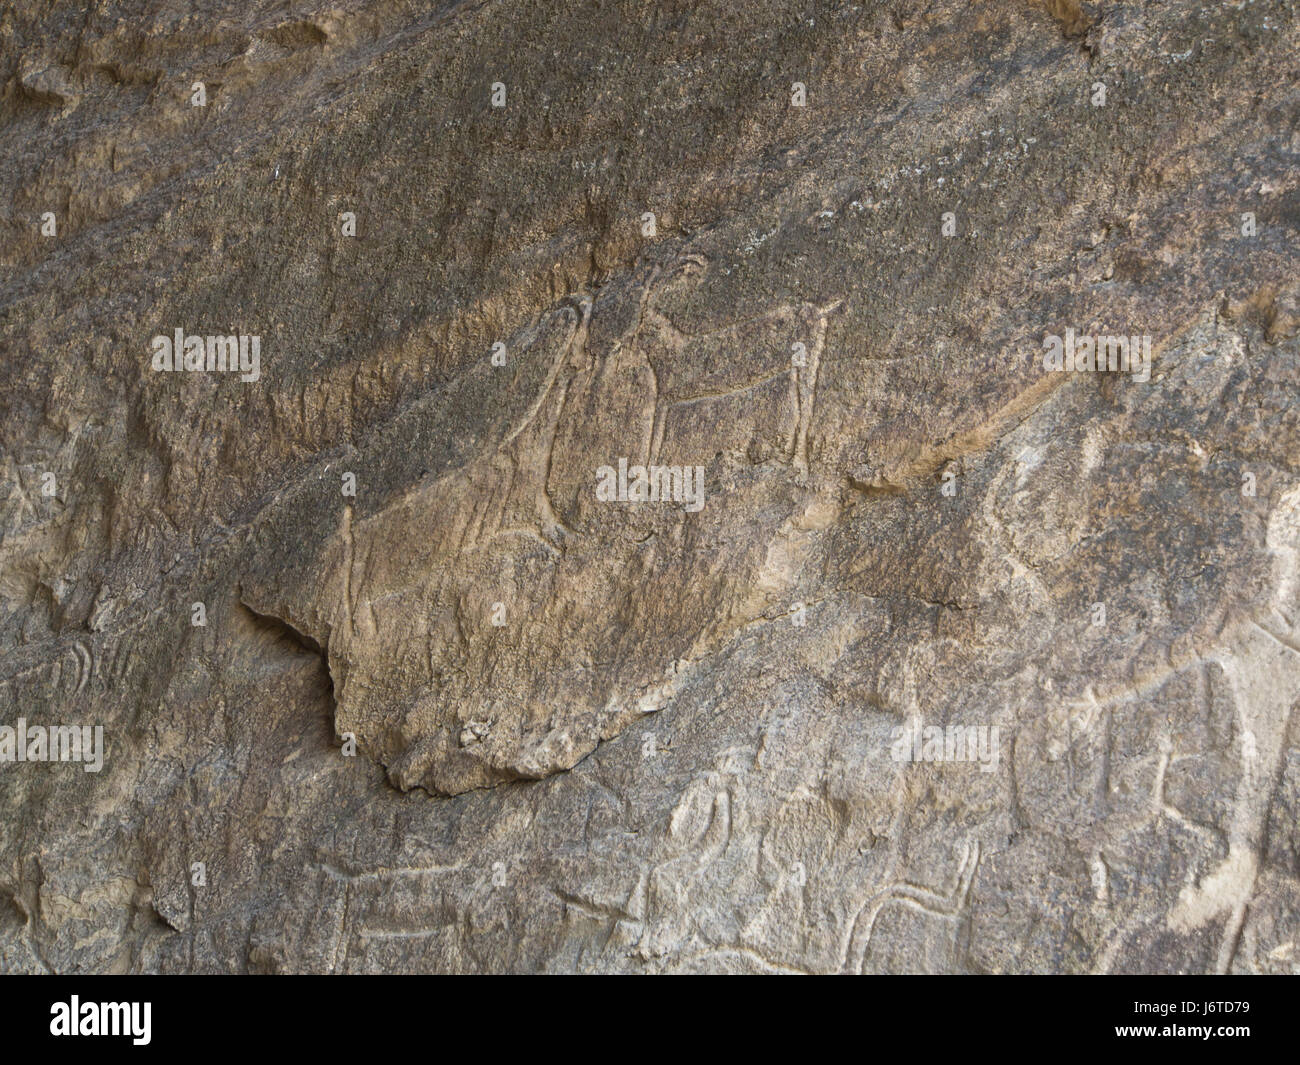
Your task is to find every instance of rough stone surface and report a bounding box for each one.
[1,0,1298,973]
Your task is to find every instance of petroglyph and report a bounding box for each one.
[635,753,745,959]
[1165,485,1300,971]
[840,839,981,974]
[638,297,842,473]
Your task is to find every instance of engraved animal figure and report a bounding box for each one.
[632,261,841,474]
[839,838,981,973]
[635,752,745,959]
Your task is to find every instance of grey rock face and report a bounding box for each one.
[1,0,1298,973]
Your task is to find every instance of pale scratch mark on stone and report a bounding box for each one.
[340,504,357,640]
[318,861,465,883]
[72,640,92,694]
[792,299,841,477]
[1091,851,1110,906]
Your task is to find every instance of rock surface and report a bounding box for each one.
[1,0,1298,973]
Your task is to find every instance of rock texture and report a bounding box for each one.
[1,0,1298,973]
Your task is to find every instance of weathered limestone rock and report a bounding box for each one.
[1,0,1297,973]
